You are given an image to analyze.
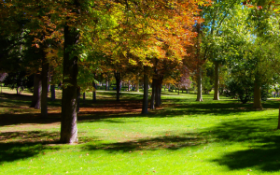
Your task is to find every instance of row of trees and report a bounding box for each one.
[0,0,211,143]
[2,0,280,142]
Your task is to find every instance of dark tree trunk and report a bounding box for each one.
[93,81,97,102]
[253,74,262,110]
[277,106,280,129]
[77,87,80,112]
[219,88,224,96]
[155,76,162,107]
[51,84,55,101]
[60,22,79,144]
[31,73,42,109]
[105,75,109,90]
[142,68,149,114]
[196,23,203,102]
[114,73,121,101]
[150,76,155,110]
[158,84,162,106]
[196,67,203,102]
[178,88,180,95]
[83,92,86,105]
[136,73,139,92]
[41,56,49,118]
[213,62,220,100]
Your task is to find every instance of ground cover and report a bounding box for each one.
[0,88,280,174]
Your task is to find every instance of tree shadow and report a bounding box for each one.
[212,142,280,172]
[0,131,60,164]
[0,130,99,164]
[83,133,205,153]
[201,115,280,172]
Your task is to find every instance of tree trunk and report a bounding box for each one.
[155,76,162,107]
[178,88,180,95]
[93,81,97,102]
[31,73,41,109]
[150,76,155,110]
[142,68,149,114]
[41,56,49,118]
[51,84,55,101]
[213,62,220,100]
[60,23,79,144]
[196,23,203,102]
[114,73,121,101]
[136,73,139,92]
[196,67,203,102]
[219,88,224,96]
[83,92,86,105]
[106,75,109,90]
[253,75,262,110]
[277,105,280,129]
[128,81,130,92]
[77,87,80,112]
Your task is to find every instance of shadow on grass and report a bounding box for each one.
[1,99,275,127]
[83,133,205,153]
[0,131,60,164]
[201,116,280,172]
[0,93,62,107]
[212,142,280,172]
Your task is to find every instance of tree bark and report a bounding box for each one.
[16,87,19,95]
[128,81,130,91]
[114,72,121,101]
[41,56,49,118]
[253,74,262,110]
[51,84,55,101]
[105,75,109,90]
[136,73,139,92]
[155,76,162,107]
[277,105,280,129]
[214,62,220,100]
[93,81,97,103]
[196,67,203,102]
[196,23,203,102]
[150,76,155,110]
[60,22,79,144]
[83,92,86,105]
[142,67,149,114]
[31,73,41,109]
[77,87,80,112]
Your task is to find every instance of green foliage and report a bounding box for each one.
[226,78,254,104]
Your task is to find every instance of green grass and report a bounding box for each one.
[1,87,280,174]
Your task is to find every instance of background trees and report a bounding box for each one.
[3,0,280,143]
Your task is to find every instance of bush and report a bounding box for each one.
[226,79,268,104]
[226,79,253,104]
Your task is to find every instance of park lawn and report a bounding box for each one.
[1,88,280,174]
